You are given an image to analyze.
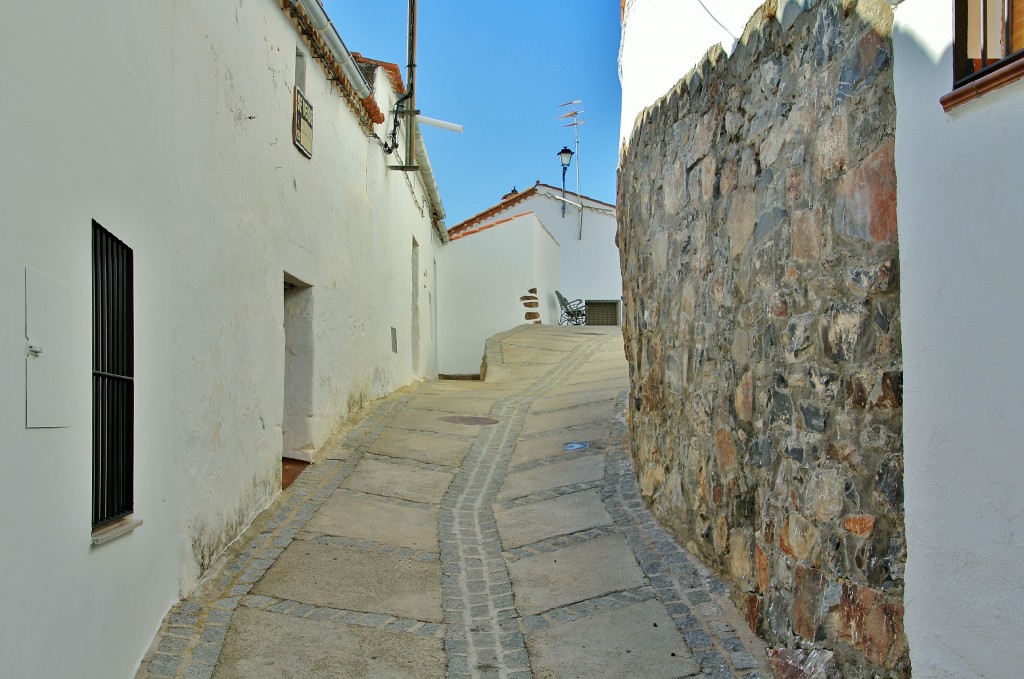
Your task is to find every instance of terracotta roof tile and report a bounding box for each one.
[448,211,534,241]
[448,183,615,236]
[351,53,406,95]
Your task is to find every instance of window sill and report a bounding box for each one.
[942,57,1024,111]
[91,516,143,546]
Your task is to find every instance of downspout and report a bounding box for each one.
[291,0,372,100]
[404,0,419,169]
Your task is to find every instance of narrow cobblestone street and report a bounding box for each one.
[136,325,771,679]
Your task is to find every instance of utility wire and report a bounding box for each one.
[694,0,738,42]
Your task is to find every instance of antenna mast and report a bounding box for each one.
[558,101,585,239]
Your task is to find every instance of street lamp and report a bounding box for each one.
[557,146,574,217]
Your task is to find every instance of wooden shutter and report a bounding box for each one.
[1013,0,1024,53]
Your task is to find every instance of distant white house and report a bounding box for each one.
[0,1,447,677]
[436,183,620,376]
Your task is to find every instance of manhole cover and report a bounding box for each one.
[441,415,499,425]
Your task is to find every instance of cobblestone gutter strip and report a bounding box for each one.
[441,333,609,679]
[135,394,413,679]
[603,392,773,679]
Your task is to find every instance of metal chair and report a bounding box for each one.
[555,290,586,326]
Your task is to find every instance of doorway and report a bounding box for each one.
[411,237,421,373]
[283,273,314,466]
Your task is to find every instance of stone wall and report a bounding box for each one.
[617,1,907,675]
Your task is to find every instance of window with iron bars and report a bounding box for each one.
[92,221,135,529]
[954,0,1024,87]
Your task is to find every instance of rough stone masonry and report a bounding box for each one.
[616,0,907,676]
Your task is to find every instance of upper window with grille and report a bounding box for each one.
[954,0,1024,86]
[92,221,135,530]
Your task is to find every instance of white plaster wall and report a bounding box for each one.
[520,191,622,305]
[0,2,445,674]
[619,0,766,142]
[533,222,563,326]
[368,104,445,397]
[437,214,559,375]
[893,5,1024,676]
[0,3,183,677]
[172,0,443,589]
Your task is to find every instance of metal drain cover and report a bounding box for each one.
[441,415,499,425]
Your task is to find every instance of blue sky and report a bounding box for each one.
[322,0,622,225]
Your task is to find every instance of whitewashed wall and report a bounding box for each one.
[0,3,183,678]
[0,1,444,676]
[893,5,1024,677]
[437,214,560,375]
[173,0,443,588]
[619,0,764,142]
[519,189,621,305]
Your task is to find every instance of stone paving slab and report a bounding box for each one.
[497,454,604,502]
[520,401,618,436]
[500,335,584,352]
[501,344,568,364]
[343,457,453,504]
[366,428,472,466]
[561,369,630,388]
[545,376,629,396]
[528,388,622,413]
[507,534,647,615]
[253,541,442,623]
[388,408,490,437]
[305,490,438,552]
[134,325,772,679]
[510,425,612,465]
[406,393,498,415]
[495,489,612,549]
[214,607,445,679]
[525,599,700,679]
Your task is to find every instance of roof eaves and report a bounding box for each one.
[449,211,534,242]
[448,187,539,235]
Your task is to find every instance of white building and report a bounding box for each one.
[437,184,620,376]
[0,1,447,677]
[619,0,1024,676]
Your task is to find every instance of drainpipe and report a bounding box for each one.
[290,0,372,100]
[405,0,419,169]
[388,0,420,171]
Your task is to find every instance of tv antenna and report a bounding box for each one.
[557,101,586,239]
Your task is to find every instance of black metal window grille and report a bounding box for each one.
[954,0,1024,86]
[92,221,135,529]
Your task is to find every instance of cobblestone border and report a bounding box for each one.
[135,394,413,679]
[602,392,771,679]
[440,332,610,679]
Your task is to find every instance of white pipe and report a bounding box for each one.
[292,0,372,100]
[416,115,464,133]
